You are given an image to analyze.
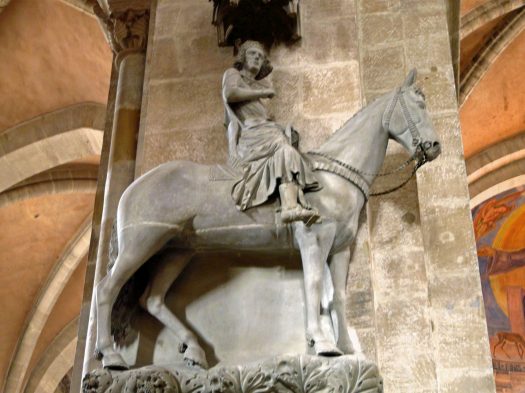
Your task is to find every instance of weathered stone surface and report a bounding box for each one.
[361,14,403,46]
[304,0,356,20]
[405,34,451,70]
[416,69,458,112]
[362,46,405,91]
[83,355,383,393]
[356,0,495,390]
[141,126,228,173]
[358,0,400,15]
[303,63,360,117]
[301,18,359,63]
[146,78,223,133]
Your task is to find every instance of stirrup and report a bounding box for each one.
[281,206,320,226]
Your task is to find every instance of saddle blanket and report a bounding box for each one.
[209,164,243,182]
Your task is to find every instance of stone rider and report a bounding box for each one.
[223,40,320,225]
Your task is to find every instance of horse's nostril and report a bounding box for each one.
[433,142,440,148]
[423,141,431,149]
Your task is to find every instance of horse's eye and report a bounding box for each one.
[417,101,426,109]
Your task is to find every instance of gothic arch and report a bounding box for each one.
[23,318,78,393]
[467,131,525,198]
[460,0,525,39]
[0,165,99,207]
[459,8,525,105]
[0,179,98,208]
[3,219,92,393]
[0,103,105,193]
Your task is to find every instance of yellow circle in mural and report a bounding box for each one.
[489,204,525,316]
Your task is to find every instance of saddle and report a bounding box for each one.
[209,163,243,182]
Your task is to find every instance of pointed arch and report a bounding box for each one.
[3,219,92,393]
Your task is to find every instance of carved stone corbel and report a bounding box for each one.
[210,0,301,49]
[93,3,150,63]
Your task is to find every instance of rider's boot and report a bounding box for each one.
[279,182,320,226]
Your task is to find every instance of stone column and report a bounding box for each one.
[70,63,118,393]
[74,0,151,385]
[355,0,496,392]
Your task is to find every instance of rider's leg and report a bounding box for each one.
[140,250,208,368]
[279,182,319,225]
[297,187,312,210]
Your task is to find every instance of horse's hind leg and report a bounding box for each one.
[96,224,175,369]
[140,250,208,368]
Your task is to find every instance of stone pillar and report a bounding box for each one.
[355,0,496,392]
[70,60,119,393]
[74,0,151,385]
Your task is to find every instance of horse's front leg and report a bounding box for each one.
[328,247,358,354]
[294,223,342,356]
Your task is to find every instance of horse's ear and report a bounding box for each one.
[402,68,417,87]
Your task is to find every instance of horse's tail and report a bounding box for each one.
[108,222,149,346]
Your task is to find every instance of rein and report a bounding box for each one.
[309,88,428,198]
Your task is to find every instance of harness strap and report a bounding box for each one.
[308,154,370,199]
[399,93,421,146]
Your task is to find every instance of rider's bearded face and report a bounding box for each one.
[243,47,265,75]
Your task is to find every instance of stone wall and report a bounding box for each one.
[355,0,495,391]
[135,0,361,175]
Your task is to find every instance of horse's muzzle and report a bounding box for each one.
[422,141,441,162]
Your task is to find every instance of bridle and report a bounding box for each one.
[309,88,429,198]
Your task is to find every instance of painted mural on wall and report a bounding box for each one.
[472,186,525,392]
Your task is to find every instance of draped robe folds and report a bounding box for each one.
[222,68,318,211]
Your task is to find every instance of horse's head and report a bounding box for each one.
[382,69,441,165]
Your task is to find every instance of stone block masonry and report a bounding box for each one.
[356,0,496,391]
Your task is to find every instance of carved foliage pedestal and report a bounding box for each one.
[82,355,383,393]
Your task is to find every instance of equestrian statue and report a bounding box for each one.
[94,40,441,370]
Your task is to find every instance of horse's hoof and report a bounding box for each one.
[337,337,356,355]
[102,352,129,370]
[184,345,209,369]
[94,347,103,360]
[315,340,344,357]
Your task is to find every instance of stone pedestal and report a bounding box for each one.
[82,355,382,393]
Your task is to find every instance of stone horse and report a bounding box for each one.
[95,69,441,370]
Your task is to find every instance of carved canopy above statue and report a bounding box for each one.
[210,0,301,48]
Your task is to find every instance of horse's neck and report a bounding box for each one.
[315,97,390,181]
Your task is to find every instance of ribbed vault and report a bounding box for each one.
[460,8,525,105]
[461,0,525,38]
[0,0,111,391]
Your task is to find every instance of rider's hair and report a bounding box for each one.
[233,40,273,80]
